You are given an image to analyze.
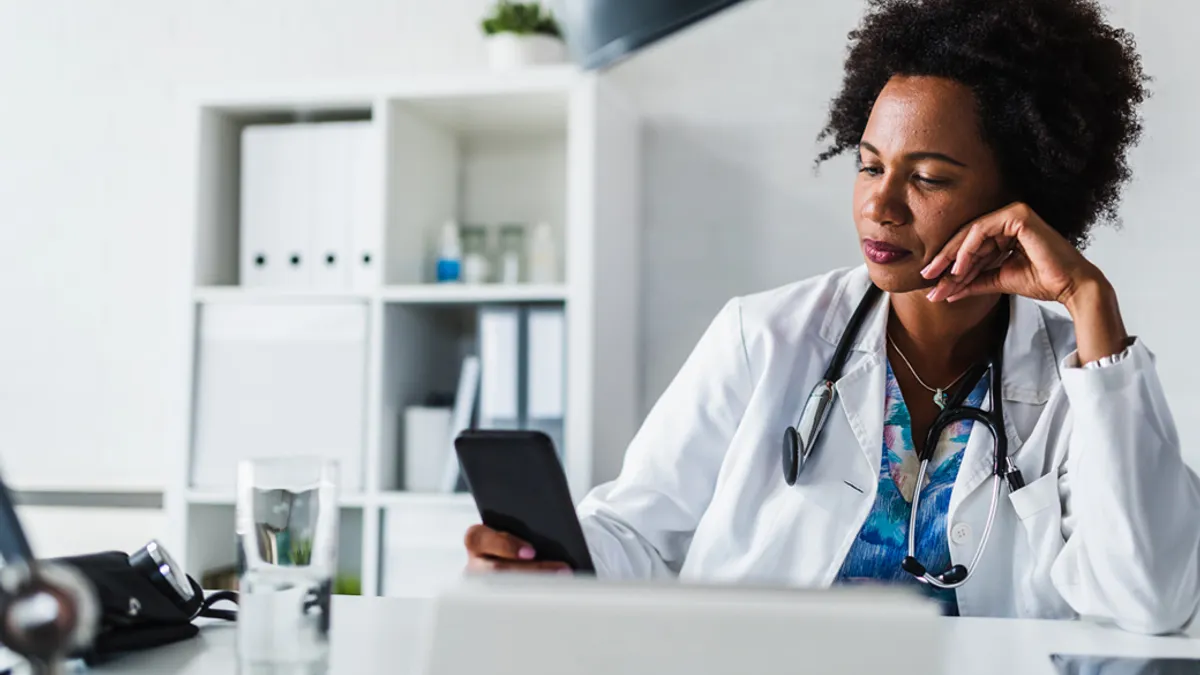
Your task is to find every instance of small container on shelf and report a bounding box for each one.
[497,224,526,285]
[436,220,462,283]
[528,221,559,284]
[461,225,491,285]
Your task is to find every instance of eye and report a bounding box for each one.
[915,174,950,187]
[858,165,884,177]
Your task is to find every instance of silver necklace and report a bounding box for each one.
[886,334,972,410]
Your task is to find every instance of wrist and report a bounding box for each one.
[1062,270,1115,319]
[1062,270,1129,364]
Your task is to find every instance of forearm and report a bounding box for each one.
[1062,271,1129,364]
[1053,339,1200,633]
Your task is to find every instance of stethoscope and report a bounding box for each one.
[782,284,1026,589]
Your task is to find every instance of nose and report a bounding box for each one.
[860,174,911,228]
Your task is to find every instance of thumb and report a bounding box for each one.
[946,268,1004,302]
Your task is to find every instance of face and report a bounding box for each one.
[853,75,1008,293]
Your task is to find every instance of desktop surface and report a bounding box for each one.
[69,593,1200,675]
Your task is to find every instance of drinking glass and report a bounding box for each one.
[236,458,338,674]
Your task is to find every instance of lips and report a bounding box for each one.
[862,239,913,265]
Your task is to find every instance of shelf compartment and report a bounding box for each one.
[382,94,567,287]
[378,498,479,598]
[185,503,366,596]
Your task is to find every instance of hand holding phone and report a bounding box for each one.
[456,430,596,574]
[463,525,572,574]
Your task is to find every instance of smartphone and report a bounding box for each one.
[1050,654,1200,674]
[454,430,596,573]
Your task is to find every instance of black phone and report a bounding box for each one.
[454,429,596,573]
[1051,654,1200,674]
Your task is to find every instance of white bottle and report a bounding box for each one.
[436,220,462,283]
[528,222,558,284]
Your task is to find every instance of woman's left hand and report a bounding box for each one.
[921,201,1129,363]
[921,202,1096,305]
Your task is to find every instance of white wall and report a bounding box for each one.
[1,0,1195,554]
[605,0,1200,472]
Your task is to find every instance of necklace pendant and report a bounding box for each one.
[933,389,947,410]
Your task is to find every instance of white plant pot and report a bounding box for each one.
[486,33,567,70]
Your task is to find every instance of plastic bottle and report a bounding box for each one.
[528,222,558,284]
[436,220,462,283]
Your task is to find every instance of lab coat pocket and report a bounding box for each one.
[1007,471,1074,619]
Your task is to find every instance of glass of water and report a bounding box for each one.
[236,457,338,674]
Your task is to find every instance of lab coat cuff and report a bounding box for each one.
[1061,336,1138,370]
[1058,338,1153,402]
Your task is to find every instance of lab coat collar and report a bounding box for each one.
[817,265,1058,406]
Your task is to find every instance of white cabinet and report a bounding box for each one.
[170,66,641,597]
[380,499,479,598]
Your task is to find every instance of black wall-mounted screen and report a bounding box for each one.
[553,0,747,70]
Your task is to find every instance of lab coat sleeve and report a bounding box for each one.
[1051,339,1200,634]
[576,299,753,579]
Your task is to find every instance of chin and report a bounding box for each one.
[864,261,931,294]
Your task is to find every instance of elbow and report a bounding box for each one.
[1110,564,1200,635]
[1112,598,1199,636]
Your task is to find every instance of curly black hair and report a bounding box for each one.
[817,0,1149,247]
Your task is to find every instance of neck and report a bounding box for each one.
[888,291,1003,378]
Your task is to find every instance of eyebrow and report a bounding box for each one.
[859,141,968,168]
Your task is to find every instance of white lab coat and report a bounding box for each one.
[577,265,1200,634]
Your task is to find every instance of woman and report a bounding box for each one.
[464,0,1200,633]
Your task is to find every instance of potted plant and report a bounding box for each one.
[481,1,567,70]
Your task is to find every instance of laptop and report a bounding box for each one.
[415,574,944,675]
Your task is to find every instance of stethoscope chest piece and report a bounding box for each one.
[782,426,801,486]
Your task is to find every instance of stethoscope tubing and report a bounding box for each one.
[785,284,1023,588]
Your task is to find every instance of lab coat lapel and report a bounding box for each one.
[835,351,887,476]
[828,275,891,476]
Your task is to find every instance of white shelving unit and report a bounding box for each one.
[167,65,641,599]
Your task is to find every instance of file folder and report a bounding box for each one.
[348,122,381,290]
[525,306,566,457]
[478,306,523,430]
[525,307,565,419]
[240,126,286,288]
[240,124,314,289]
[309,123,355,291]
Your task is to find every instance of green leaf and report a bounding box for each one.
[480,1,561,37]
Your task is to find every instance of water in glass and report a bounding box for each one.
[236,458,338,675]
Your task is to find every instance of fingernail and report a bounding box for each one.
[920,263,934,278]
[951,260,962,276]
[518,546,535,560]
[926,289,938,301]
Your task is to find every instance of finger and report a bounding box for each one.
[488,560,572,574]
[464,525,535,560]
[922,227,973,279]
[955,244,1006,291]
[947,269,1004,302]
[951,221,1006,277]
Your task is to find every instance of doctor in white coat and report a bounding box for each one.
[465,0,1200,634]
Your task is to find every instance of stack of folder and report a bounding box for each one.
[239,120,380,291]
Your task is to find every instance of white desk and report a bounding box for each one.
[85,596,1200,674]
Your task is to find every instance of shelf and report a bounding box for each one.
[376,491,474,510]
[185,490,370,508]
[185,66,582,113]
[379,284,567,304]
[194,287,370,304]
